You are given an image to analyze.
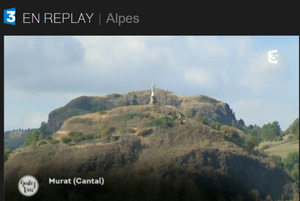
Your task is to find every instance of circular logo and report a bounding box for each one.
[18,175,39,197]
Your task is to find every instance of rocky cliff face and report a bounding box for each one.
[43,89,236,135]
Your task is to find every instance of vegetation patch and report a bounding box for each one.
[45,136,59,145]
[147,116,175,128]
[4,148,12,162]
[263,140,299,159]
[116,112,150,121]
[270,152,299,182]
[68,131,93,143]
[61,137,72,144]
[24,129,44,147]
[37,140,48,146]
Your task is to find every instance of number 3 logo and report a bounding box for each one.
[268,50,278,64]
[4,8,16,25]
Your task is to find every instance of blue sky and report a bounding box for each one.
[4,36,299,131]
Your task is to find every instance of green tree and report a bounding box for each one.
[248,125,263,144]
[24,130,44,147]
[245,135,259,151]
[283,152,299,181]
[259,121,281,141]
[244,124,261,138]
[284,118,299,140]
[284,152,299,172]
[285,118,299,134]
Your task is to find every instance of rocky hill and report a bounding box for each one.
[41,89,237,135]
[4,104,298,201]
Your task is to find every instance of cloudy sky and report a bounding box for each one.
[4,36,299,131]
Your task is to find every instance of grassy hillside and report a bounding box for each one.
[42,89,237,135]
[261,140,299,159]
[4,105,298,201]
[54,105,183,141]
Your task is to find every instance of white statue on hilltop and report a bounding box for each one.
[151,82,156,97]
[149,82,156,105]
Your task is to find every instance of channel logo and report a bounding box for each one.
[268,49,278,64]
[4,8,16,25]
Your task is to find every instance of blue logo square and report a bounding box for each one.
[4,8,16,25]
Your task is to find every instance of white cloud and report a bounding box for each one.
[74,36,149,67]
[238,50,291,93]
[186,36,229,60]
[4,36,298,131]
[184,68,216,88]
[24,112,48,129]
[4,36,85,94]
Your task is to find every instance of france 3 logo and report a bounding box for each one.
[4,8,16,25]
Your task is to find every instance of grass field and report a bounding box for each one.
[263,140,299,159]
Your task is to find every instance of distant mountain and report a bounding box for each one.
[4,103,297,201]
[41,89,237,135]
[4,129,33,149]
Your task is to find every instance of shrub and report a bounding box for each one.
[68,131,85,142]
[244,135,259,151]
[38,140,48,146]
[85,134,94,140]
[270,155,283,169]
[220,125,239,140]
[284,152,299,181]
[44,135,59,144]
[62,137,72,144]
[284,152,299,172]
[147,116,174,128]
[220,125,247,147]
